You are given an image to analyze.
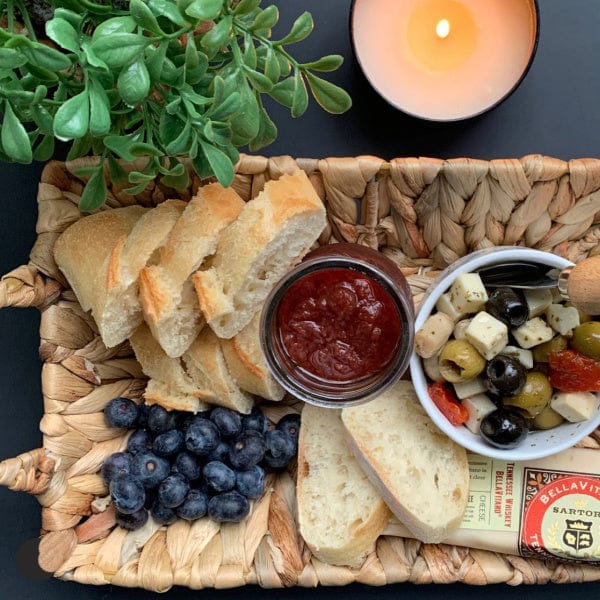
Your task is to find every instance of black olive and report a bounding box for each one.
[485,354,527,396]
[480,408,529,449]
[485,287,528,327]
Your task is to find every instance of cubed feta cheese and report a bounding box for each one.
[463,394,498,434]
[550,391,598,423]
[524,288,553,318]
[512,317,554,349]
[545,303,580,335]
[436,292,468,322]
[449,273,488,314]
[415,312,454,359]
[500,345,534,369]
[453,378,487,400]
[465,311,509,360]
[453,318,471,340]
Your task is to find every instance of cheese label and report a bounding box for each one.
[519,472,600,563]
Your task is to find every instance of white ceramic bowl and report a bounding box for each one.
[409,246,600,461]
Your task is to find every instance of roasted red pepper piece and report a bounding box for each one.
[427,382,468,425]
[548,349,600,392]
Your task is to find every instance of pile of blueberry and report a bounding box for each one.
[102,398,300,531]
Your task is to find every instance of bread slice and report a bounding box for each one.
[221,311,285,401]
[341,381,469,544]
[182,328,254,414]
[54,205,147,334]
[193,169,326,339]
[129,324,213,413]
[139,184,245,357]
[297,404,391,567]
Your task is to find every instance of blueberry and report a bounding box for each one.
[101,452,132,484]
[144,488,157,510]
[104,397,139,428]
[127,429,153,455]
[185,418,220,456]
[150,498,177,525]
[153,429,185,457]
[136,404,151,428]
[203,461,236,493]
[147,405,178,435]
[207,440,230,464]
[158,473,190,508]
[173,452,201,481]
[262,429,295,470]
[110,475,146,514]
[235,465,265,499]
[130,451,170,489]
[210,407,242,439]
[242,406,269,434]
[276,413,301,448]
[208,491,250,522]
[177,489,208,521]
[116,507,149,531]
[229,431,266,470]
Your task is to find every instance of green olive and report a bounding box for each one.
[531,405,565,430]
[532,335,568,363]
[503,371,553,418]
[438,339,486,383]
[571,321,600,361]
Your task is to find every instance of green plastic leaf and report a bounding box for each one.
[234,0,260,15]
[130,0,164,34]
[45,18,80,53]
[128,170,157,184]
[229,78,260,144]
[165,121,192,155]
[185,35,200,70]
[93,16,137,39]
[302,54,344,72]
[275,11,313,46]
[0,48,27,68]
[200,16,232,48]
[305,71,352,114]
[1,102,33,163]
[269,75,295,108]
[276,52,291,76]
[250,5,278,31]
[24,63,58,82]
[160,58,183,86]
[91,34,149,69]
[264,47,280,82]
[147,0,186,26]
[31,104,54,134]
[291,69,308,118]
[107,154,129,184]
[203,120,231,146]
[244,66,273,93]
[67,133,93,160]
[243,33,257,69]
[32,134,55,161]
[208,91,240,120]
[249,96,277,151]
[185,0,222,20]
[161,167,189,190]
[79,165,108,211]
[53,8,84,28]
[118,58,151,106]
[129,142,163,157]
[124,181,152,195]
[80,39,109,71]
[88,78,111,136]
[32,85,48,104]
[53,89,90,140]
[21,43,72,71]
[199,139,234,186]
[104,135,136,161]
[145,42,168,81]
[1,88,35,103]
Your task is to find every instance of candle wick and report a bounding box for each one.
[436,19,450,39]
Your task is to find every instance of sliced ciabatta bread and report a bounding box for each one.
[341,381,469,544]
[221,311,284,401]
[129,324,213,413]
[139,184,245,357]
[193,169,326,339]
[297,405,391,567]
[182,328,254,414]
[54,205,147,337]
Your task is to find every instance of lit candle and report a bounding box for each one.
[351,0,539,121]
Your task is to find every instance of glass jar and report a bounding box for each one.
[260,242,414,408]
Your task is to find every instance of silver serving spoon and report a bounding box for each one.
[478,256,600,315]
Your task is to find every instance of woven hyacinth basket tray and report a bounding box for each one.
[1,153,600,591]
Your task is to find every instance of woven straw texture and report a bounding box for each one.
[1,154,600,591]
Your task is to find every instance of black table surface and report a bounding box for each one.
[2,0,600,598]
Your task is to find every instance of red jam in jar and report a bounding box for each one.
[275,268,402,382]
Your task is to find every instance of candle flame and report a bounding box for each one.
[435,18,450,39]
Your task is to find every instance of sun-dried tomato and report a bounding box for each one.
[427,382,469,426]
[548,349,600,392]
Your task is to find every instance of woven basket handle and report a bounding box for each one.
[0,265,61,309]
[0,448,55,495]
